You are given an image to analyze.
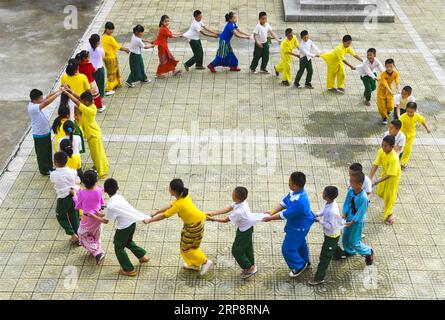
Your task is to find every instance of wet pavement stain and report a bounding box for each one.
[310,144,371,168]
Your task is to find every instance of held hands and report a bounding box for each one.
[149,211,158,217]
[143,218,151,224]
[262,213,273,222]
[350,66,356,71]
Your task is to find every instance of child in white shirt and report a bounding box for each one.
[294,30,321,89]
[356,48,385,106]
[394,85,415,119]
[384,119,406,156]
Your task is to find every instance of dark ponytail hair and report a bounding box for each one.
[75,50,89,62]
[52,105,70,134]
[159,15,169,27]
[89,33,101,50]
[63,120,76,144]
[225,11,235,22]
[59,92,69,109]
[66,58,79,76]
[60,138,74,158]
[170,178,189,198]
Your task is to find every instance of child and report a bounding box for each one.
[349,163,372,198]
[399,102,432,169]
[263,172,316,277]
[369,135,402,225]
[274,28,299,86]
[77,50,106,112]
[183,10,219,71]
[60,139,83,182]
[152,15,183,78]
[148,179,213,275]
[341,172,375,264]
[356,48,385,106]
[294,30,321,89]
[249,11,281,74]
[58,120,83,156]
[52,104,70,151]
[61,58,91,97]
[126,24,154,88]
[309,186,345,286]
[28,88,62,175]
[49,151,80,243]
[58,92,85,153]
[207,11,250,73]
[207,186,264,279]
[102,21,130,95]
[394,86,415,120]
[320,35,362,93]
[72,170,106,264]
[65,88,109,178]
[383,119,406,156]
[376,58,401,124]
[101,178,151,277]
[88,34,106,99]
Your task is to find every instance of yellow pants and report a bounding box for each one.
[377,94,394,119]
[181,248,207,267]
[325,62,345,89]
[376,174,401,220]
[87,136,109,178]
[276,60,291,82]
[401,134,415,166]
[104,57,122,91]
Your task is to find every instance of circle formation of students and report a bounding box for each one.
[26,10,433,285]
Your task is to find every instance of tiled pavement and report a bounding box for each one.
[1,0,445,300]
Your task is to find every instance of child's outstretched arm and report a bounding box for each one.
[369,164,379,183]
[150,204,172,217]
[233,29,250,39]
[38,88,63,110]
[269,29,281,42]
[265,204,284,215]
[343,60,356,70]
[147,213,166,223]
[208,216,230,223]
[422,121,432,134]
[353,54,363,62]
[64,89,81,106]
[202,26,219,37]
[207,205,232,217]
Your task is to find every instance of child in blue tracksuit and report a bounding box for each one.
[342,171,375,265]
[263,171,316,277]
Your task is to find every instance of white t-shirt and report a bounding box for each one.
[253,22,272,43]
[28,100,51,136]
[384,130,406,148]
[88,45,105,69]
[298,39,321,61]
[394,94,415,109]
[183,19,205,40]
[50,167,80,198]
[105,194,147,230]
[229,201,264,232]
[356,58,385,79]
[129,34,145,54]
[58,135,82,154]
[315,201,345,236]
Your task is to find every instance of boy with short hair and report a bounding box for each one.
[356,48,385,106]
[28,88,63,175]
[377,58,401,125]
[49,151,80,244]
[274,28,300,86]
[263,172,316,277]
[249,11,281,74]
[320,34,363,94]
[294,30,322,89]
[309,186,345,286]
[207,186,264,279]
[399,102,432,170]
[349,163,372,198]
[384,119,406,156]
[394,85,415,119]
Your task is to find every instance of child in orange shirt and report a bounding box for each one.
[376,59,401,125]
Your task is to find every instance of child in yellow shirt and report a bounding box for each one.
[369,135,402,225]
[377,59,401,125]
[320,35,362,93]
[274,28,300,86]
[400,102,432,170]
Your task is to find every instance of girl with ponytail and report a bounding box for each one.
[59,120,83,156]
[148,178,213,275]
[52,105,70,150]
[88,34,106,99]
[60,138,83,182]
[61,58,91,97]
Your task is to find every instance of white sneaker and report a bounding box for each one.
[241,265,258,279]
[199,259,213,275]
[183,263,200,271]
[142,79,152,83]
[97,105,107,113]
[125,81,135,88]
[105,90,115,96]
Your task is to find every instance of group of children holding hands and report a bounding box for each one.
[25,8,435,286]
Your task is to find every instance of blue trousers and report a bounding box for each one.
[282,226,312,270]
[342,222,372,256]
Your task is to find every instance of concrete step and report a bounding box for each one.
[300,0,374,11]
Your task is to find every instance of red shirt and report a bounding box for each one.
[153,26,172,47]
[78,61,96,83]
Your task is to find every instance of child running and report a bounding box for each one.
[126,24,154,88]
[102,21,130,95]
[294,30,321,89]
[399,102,432,170]
[207,11,250,73]
[356,48,385,106]
[77,50,105,112]
[72,170,106,264]
[65,88,109,178]
[394,85,415,120]
[153,15,183,78]
[320,35,362,94]
[148,179,213,275]
[183,10,219,71]
[88,34,106,100]
[263,172,316,277]
[207,186,264,279]
[369,135,402,225]
[274,28,299,86]
[383,119,406,157]
[249,11,281,74]
[376,58,401,124]
[309,186,345,286]
[50,151,80,244]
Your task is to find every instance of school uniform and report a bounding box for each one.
[377,70,401,119]
[88,45,106,97]
[275,35,299,82]
[102,34,123,91]
[384,130,407,156]
[183,19,206,68]
[393,94,416,119]
[356,58,385,101]
[320,43,356,89]
[127,34,148,84]
[105,194,148,272]
[400,112,425,166]
[294,39,321,86]
[250,22,273,72]
[279,189,316,271]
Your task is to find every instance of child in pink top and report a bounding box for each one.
[73,170,105,264]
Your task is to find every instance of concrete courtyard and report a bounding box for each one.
[0,0,445,300]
